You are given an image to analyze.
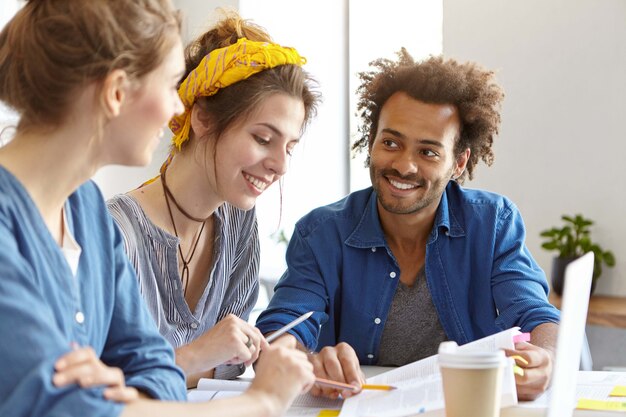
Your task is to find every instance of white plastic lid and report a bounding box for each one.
[438,341,505,369]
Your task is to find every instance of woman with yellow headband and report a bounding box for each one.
[107,12,320,387]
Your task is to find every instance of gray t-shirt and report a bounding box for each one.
[376,267,447,366]
[107,194,260,379]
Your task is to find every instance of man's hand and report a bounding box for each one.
[505,341,553,400]
[307,342,365,399]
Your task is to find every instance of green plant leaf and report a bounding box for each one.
[540,214,616,275]
[604,251,616,266]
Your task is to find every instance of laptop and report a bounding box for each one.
[545,252,594,417]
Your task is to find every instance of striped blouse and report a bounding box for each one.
[107,194,260,379]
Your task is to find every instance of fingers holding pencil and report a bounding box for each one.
[260,313,397,397]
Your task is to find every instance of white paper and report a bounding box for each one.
[339,328,521,417]
[518,371,626,409]
[189,377,343,410]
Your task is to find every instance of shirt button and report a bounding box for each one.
[75,311,85,324]
[190,323,198,329]
[367,354,374,359]
[374,317,381,324]
[389,271,397,278]
[371,247,377,252]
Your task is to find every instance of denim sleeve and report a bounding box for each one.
[256,225,329,351]
[99,218,186,401]
[0,223,123,417]
[491,203,561,332]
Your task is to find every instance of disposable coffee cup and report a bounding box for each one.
[438,341,505,417]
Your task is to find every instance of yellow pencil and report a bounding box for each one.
[361,384,397,391]
[314,378,397,391]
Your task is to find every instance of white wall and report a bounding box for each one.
[238,0,350,279]
[443,0,626,296]
[349,0,443,191]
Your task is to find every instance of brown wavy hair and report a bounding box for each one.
[352,49,504,182]
[0,0,181,133]
[182,10,320,148]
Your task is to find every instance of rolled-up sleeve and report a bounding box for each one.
[491,203,560,332]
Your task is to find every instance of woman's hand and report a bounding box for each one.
[177,314,268,374]
[247,345,315,417]
[53,345,139,403]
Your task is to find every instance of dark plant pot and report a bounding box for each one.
[550,256,596,296]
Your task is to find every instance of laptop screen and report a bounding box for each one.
[546,252,594,417]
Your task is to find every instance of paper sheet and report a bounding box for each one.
[189,378,343,409]
[339,328,521,417]
[518,371,626,409]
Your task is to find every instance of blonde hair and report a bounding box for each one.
[0,0,182,132]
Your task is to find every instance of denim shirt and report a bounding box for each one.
[256,182,560,365]
[0,167,186,417]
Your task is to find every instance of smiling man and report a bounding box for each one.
[257,51,560,401]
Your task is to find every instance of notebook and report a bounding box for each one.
[545,252,594,417]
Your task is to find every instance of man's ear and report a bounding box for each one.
[100,69,129,118]
[454,148,471,179]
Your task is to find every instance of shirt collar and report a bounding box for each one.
[345,189,388,249]
[345,182,466,248]
[430,181,465,242]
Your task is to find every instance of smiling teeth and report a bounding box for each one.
[389,179,417,190]
[244,174,268,191]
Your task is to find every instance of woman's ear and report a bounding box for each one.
[190,104,211,140]
[100,69,129,118]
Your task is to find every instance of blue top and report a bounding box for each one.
[256,182,560,365]
[0,167,186,417]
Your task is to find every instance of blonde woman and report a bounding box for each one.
[0,1,313,416]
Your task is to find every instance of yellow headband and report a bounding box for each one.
[169,37,306,150]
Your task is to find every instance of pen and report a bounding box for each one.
[266,311,314,343]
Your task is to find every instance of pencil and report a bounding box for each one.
[361,384,397,391]
[314,378,397,391]
[315,377,358,391]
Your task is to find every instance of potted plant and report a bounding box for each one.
[540,214,615,295]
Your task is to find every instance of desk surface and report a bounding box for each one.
[549,294,626,329]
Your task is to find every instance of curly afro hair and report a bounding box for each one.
[352,49,504,182]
